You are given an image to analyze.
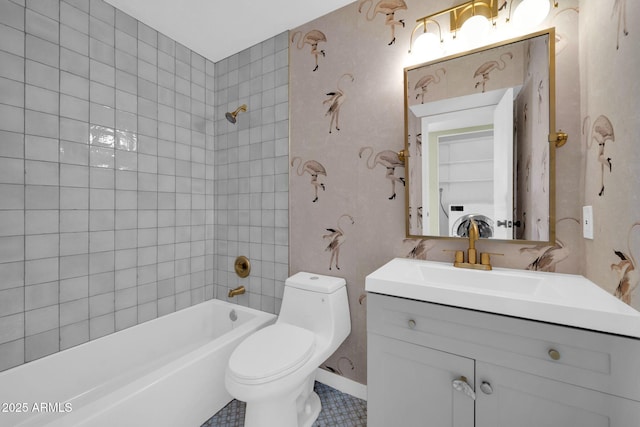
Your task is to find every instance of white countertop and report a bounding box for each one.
[366,258,640,339]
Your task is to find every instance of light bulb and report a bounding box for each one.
[459,14,491,47]
[413,31,442,60]
[512,0,550,28]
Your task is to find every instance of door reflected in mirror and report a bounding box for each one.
[404,29,555,244]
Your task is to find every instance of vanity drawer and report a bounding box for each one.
[368,292,640,401]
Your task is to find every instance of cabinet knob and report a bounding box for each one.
[480,381,493,395]
[548,348,561,361]
[452,376,476,400]
[408,319,416,329]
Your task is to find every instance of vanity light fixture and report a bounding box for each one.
[409,0,557,56]
[409,1,498,55]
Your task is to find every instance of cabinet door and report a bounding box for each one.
[476,362,640,427]
[368,333,475,427]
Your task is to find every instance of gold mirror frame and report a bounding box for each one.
[403,28,557,245]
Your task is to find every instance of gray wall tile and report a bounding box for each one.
[25,234,59,260]
[26,0,59,20]
[213,32,288,313]
[0,1,25,31]
[89,312,114,339]
[0,287,24,316]
[0,339,24,371]
[0,104,24,134]
[25,9,58,44]
[0,313,24,345]
[25,257,58,285]
[89,15,114,46]
[60,47,90,78]
[0,0,220,372]
[60,298,88,325]
[114,9,136,37]
[61,2,88,34]
[60,320,89,350]
[25,328,58,362]
[61,24,89,56]
[26,34,59,68]
[61,71,89,99]
[25,305,59,336]
[89,0,114,25]
[0,51,25,82]
[0,130,25,159]
[63,0,88,13]
[25,110,58,138]
[0,22,25,57]
[90,37,115,65]
[25,210,58,234]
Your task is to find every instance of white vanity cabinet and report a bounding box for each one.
[367,292,640,427]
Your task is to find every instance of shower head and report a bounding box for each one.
[225,104,247,124]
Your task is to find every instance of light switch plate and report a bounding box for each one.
[583,206,594,239]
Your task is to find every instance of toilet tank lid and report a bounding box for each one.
[286,272,346,293]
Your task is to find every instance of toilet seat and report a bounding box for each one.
[228,324,315,385]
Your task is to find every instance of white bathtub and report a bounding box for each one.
[0,299,275,427]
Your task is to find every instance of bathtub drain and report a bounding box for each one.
[229,309,238,322]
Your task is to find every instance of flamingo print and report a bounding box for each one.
[404,238,437,260]
[408,206,423,232]
[358,0,407,46]
[323,73,354,134]
[537,79,544,124]
[473,52,513,93]
[323,214,355,270]
[359,146,405,200]
[584,115,614,197]
[320,356,355,376]
[612,222,639,305]
[520,240,569,272]
[358,293,367,305]
[291,29,327,72]
[291,156,327,203]
[519,217,579,272]
[414,68,446,104]
[612,0,629,50]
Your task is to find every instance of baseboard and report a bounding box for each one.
[315,368,367,401]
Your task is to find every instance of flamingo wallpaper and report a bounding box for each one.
[580,0,639,306]
[290,0,638,386]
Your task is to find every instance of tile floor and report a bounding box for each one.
[201,382,367,427]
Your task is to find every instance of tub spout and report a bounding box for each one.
[228,285,246,298]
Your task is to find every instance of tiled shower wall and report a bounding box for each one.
[213,32,289,314]
[0,0,215,371]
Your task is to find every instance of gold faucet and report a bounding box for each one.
[228,285,246,297]
[453,219,492,271]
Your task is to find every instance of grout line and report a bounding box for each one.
[22,0,27,365]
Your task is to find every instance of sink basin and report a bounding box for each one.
[418,263,544,297]
[366,258,640,339]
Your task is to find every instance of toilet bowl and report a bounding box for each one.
[225,272,351,427]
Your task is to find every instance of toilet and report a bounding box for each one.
[225,272,351,427]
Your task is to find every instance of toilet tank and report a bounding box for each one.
[278,272,351,346]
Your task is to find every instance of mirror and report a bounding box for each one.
[404,29,556,243]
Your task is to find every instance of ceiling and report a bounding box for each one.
[104,0,355,63]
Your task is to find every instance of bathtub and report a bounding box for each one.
[0,299,275,427]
